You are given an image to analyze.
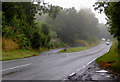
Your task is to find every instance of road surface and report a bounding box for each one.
[2,41,112,80]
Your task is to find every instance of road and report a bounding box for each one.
[2,41,112,80]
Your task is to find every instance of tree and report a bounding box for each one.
[2,2,62,49]
[31,32,41,49]
[93,1,120,60]
[44,8,99,45]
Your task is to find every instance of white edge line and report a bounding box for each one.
[75,44,111,75]
[85,45,111,69]
[1,60,15,63]
[65,43,111,80]
[1,63,32,72]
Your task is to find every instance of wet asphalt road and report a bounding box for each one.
[2,41,112,80]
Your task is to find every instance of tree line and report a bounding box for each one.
[2,2,111,51]
[36,7,110,46]
[2,2,64,50]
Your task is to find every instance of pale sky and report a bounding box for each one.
[45,0,107,24]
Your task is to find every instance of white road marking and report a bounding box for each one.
[82,66,85,68]
[69,72,75,77]
[1,63,32,72]
[77,68,81,71]
[75,44,111,75]
[86,45,111,67]
[64,43,112,80]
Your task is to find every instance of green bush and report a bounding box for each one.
[31,32,41,49]
[2,25,15,38]
[15,33,30,50]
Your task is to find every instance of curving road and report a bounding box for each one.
[2,41,112,80]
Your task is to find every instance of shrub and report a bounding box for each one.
[75,40,89,47]
[2,25,15,39]
[0,39,2,50]
[15,33,30,50]
[31,32,41,49]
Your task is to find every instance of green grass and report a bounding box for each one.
[96,40,120,73]
[59,41,100,53]
[1,47,62,61]
[1,41,100,61]
[2,50,39,61]
[59,47,91,53]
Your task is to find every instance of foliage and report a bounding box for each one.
[2,2,62,50]
[44,8,99,45]
[75,40,89,47]
[94,2,120,39]
[93,2,120,56]
[31,32,42,49]
[49,39,65,48]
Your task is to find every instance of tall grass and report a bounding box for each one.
[2,38,19,51]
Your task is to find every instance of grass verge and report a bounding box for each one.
[96,40,120,74]
[59,41,100,53]
[2,50,39,61]
[2,47,62,61]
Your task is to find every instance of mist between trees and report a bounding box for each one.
[36,7,112,47]
[2,2,111,51]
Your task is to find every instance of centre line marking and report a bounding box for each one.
[2,63,32,72]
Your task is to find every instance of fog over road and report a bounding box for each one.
[2,41,112,80]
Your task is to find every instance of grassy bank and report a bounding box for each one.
[2,41,100,61]
[96,40,120,74]
[59,41,100,53]
[2,50,39,61]
[2,47,62,61]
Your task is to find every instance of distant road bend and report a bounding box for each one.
[2,41,112,80]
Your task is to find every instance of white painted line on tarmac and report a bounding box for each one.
[77,68,81,72]
[82,66,85,68]
[77,45,111,74]
[1,63,32,72]
[87,57,97,66]
[69,72,76,77]
[87,45,111,66]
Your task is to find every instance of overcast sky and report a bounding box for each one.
[45,0,107,24]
